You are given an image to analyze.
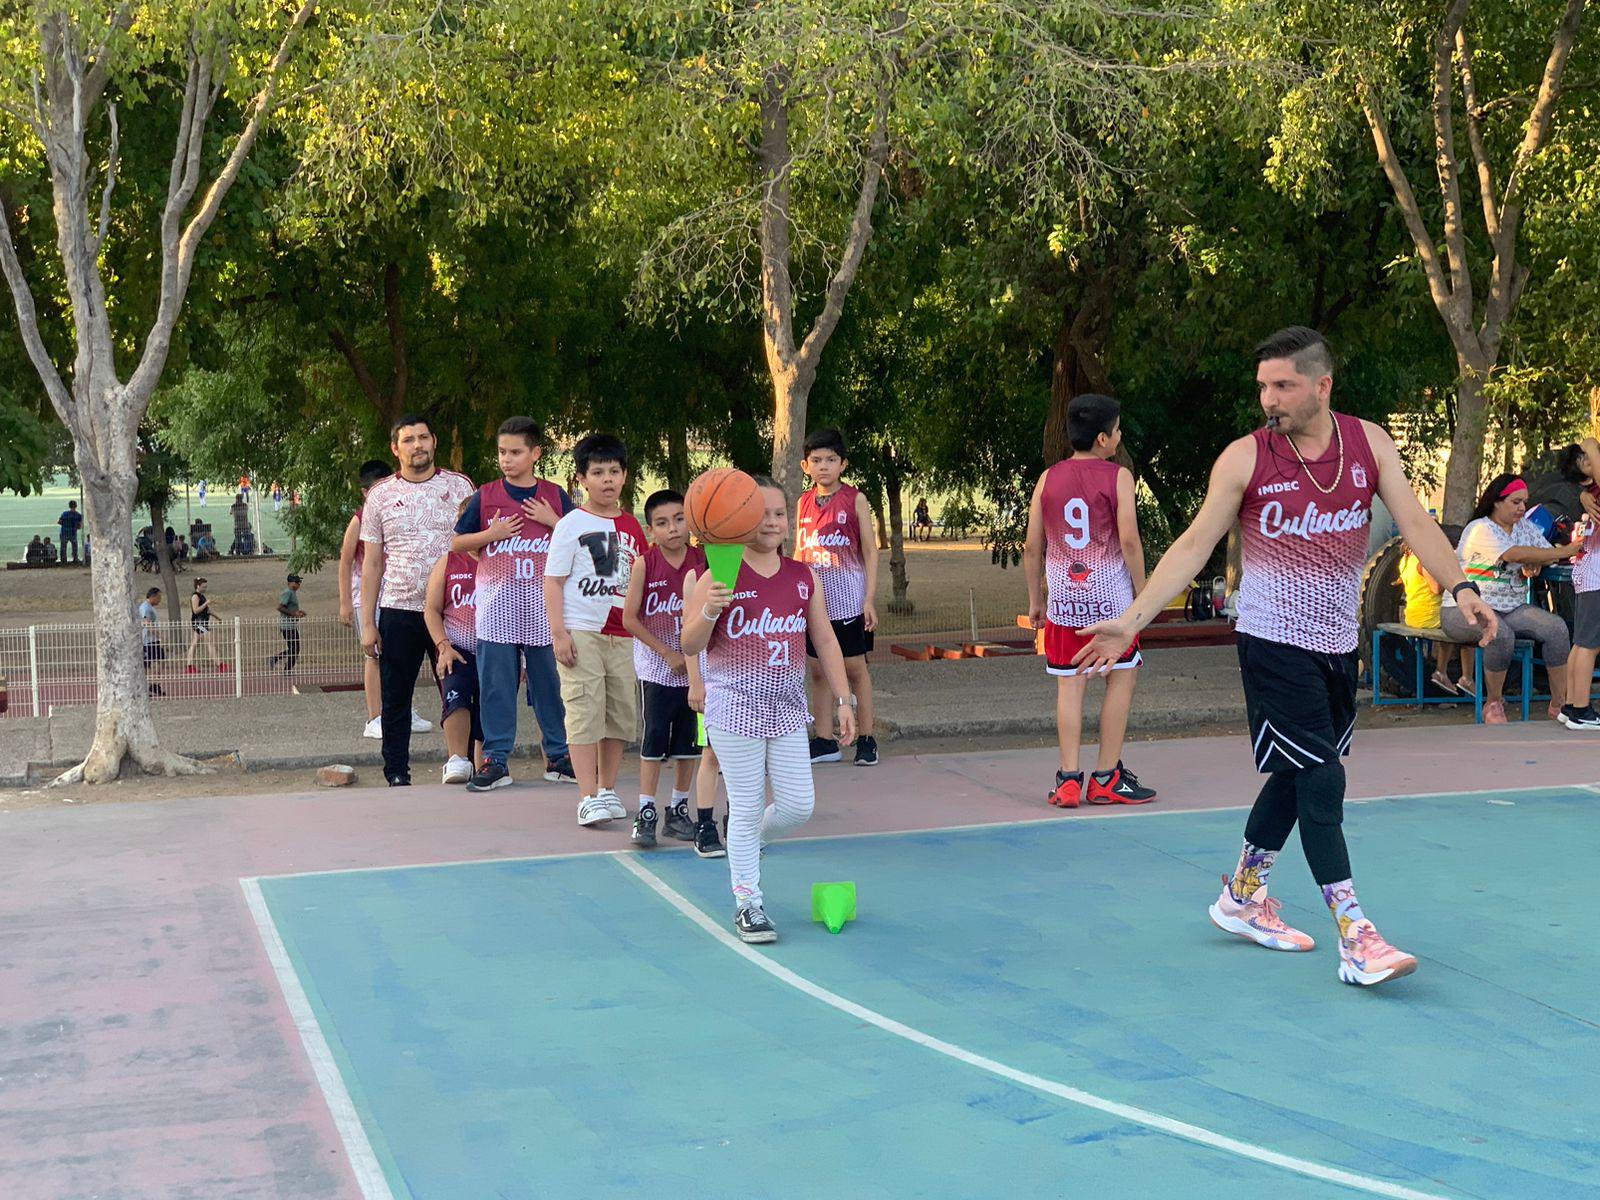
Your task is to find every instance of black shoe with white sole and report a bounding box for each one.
[632,805,658,848]
[1559,704,1600,730]
[853,734,879,766]
[735,904,777,943]
[663,802,697,841]
[809,736,842,764]
[466,760,512,792]
[694,819,726,858]
[543,755,577,783]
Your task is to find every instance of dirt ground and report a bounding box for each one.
[0,536,1031,629]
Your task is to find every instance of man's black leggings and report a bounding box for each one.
[377,608,437,781]
[1243,763,1350,885]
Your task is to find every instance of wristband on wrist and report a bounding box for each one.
[837,695,857,708]
[1451,581,1481,601]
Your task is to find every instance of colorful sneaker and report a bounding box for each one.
[543,755,577,783]
[734,903,778,944]
[1208,877,1315,951]
[662,802,697,842]
[631,805,658,848]
[1049,770,1083,808]
[185,665,198,675]
[1337,921,1418,987]
[694,819,727,859]
[598,787,627,820]
[1087,763,1156,805]
[809,736,842,764]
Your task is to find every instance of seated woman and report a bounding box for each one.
[24,535,44,564]
[1441,473,1584,723]
[1398,526,1475,694]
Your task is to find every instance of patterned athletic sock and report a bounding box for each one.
[1229,841,1278,902]
[1321,879,1367,942]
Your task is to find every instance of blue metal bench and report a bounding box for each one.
[1370,622,1534,723]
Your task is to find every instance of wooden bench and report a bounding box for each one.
[1371,622,1534,723]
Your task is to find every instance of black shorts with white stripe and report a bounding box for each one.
[1236,631,1358,774]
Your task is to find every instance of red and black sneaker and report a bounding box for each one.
[1087,763,1156,805]
[1048,770,1084,808]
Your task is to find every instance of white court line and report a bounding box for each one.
[613,853,1457,1200]
[249,779,1599,882]
[240,877,396,1200]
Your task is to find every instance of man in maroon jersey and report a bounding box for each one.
[1075,327,1498,988]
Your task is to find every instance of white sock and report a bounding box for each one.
[639,793,656,812]
[671,790,691,807]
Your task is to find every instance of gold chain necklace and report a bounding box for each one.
[1285,417,1344,496]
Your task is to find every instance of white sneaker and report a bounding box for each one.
[442,755,473,785]
[598,787,626,819]
[362,716,382,740]
[577,795,614,826]
[410,709,433,733]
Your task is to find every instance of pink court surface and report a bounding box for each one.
[2,723,1597,1199]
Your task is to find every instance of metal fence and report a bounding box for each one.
[0,616,367,719]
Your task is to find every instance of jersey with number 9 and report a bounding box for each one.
[1040,458,1133,628]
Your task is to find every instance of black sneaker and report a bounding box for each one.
[543,755,577,783]
[148,684,167,697]
[853,734,879,766]
[632,805,658,848]
[809,736,842,764]
[385,773,411,787]
[1560,704,1600,730]
[734,903,777,944]
[663,802,697,841]
[694,818,727,858]
[1087,762,1157,805]
[466,760,512,792]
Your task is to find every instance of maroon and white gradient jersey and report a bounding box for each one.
[703,556,812,738]
[796,484,866,621]
[1573,483,1600,594]
[442,551,478,654]
[1040,458,1133,628]
[633,543,707,686]
[1236,412,1378,654]
[350,507,366,604]
[474,477,565,646]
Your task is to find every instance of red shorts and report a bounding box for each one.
[1044,620,1141,677]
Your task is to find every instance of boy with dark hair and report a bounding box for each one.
[453,416,575,790]
[796,427,880,766]
[1024,393,1157,808]
[545,434,646,825]
[268,575,306,674]
[622,489,708,847]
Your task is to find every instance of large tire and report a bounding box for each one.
[1358,535,1460,699]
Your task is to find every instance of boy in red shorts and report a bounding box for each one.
[1023,393,1156,808]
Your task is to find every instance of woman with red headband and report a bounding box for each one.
[1441,472,1584,723]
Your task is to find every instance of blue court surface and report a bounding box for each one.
[247,786,1600,1200]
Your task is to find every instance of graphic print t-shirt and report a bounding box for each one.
[545,508,646,635]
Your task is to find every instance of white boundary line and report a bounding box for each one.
[613,853,1456,1200]
[248,780,1598,882]
[240,877,396,1200]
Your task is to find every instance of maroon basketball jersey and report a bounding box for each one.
[634,543,707,686]
[442,551,478,654]
[703,556,812,738]
[474,477,565,646]
[1237,412,1378,653]
[1039,457,1133,628]
[796,484,866,621]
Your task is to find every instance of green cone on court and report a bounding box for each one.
[811,881,857,934]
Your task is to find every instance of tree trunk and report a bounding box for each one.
[1443,367,1490,522]
[770,366,810,502]
[869,485,889,550]
[882,448,911,611]
[150,497,182,624]
[666,422,691,491]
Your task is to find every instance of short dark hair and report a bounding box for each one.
[194,577,207,586]
[67,500,77,509]
[644,489,684,522]
[389,412,434,440]
[287,573,303,584]
[751,473,781,490]
[1066,393,1121,453]
[1557,444,1592,486]
[1255,326,1334,380]
[803,428,848,459]
[498,416,544,449]
[358,459,392,489]
[1472,472,1524,521]
[145,587,161,598]
[574,433,627,474]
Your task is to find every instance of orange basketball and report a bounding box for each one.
[685,468,766,544]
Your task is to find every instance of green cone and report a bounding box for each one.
[704,541,746,591]
[811,881,857,934]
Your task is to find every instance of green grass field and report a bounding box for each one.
[0,474,296,562]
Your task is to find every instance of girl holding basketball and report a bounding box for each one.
[681,476,856,944]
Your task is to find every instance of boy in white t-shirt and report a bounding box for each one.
[545,434,646,826]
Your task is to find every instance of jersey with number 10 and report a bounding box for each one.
[1041,457,1133,627]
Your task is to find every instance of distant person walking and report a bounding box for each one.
[184,577,227,673]
[57,500,82,563]
[267,575,306,674]
[140,587,167,697]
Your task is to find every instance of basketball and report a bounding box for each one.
[685,467,765,543]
